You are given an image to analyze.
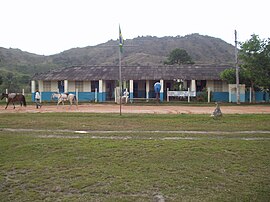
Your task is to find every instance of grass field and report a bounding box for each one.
[0,113,270,201]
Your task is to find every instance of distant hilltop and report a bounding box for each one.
[0,33,235,77]
[55,33,235,67]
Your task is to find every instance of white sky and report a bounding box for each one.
[1,0,269,56]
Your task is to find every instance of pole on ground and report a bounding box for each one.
[76,88,79,104]
[95,88,97,103]
[235,30,240,104]
[167,88,169,102]
[188,88,190,103]
[119,44,122,116]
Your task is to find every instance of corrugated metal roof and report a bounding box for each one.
[32,65,232,81]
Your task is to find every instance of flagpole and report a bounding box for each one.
[235,30,240,104]
[119,43,122,115]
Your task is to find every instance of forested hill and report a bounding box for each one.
[1,33,235,72]
[0,33,235,91]
[51,33,235,66]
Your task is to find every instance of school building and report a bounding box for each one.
[31,65,269,103]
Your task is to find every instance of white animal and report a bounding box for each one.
[51,93,78,108]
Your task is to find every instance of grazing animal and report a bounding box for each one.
[0,93,27,109]
[51,93,78,108]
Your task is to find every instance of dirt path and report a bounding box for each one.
[0,104,270,114]
[2,128,270,140]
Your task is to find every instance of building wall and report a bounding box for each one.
[102,80,106,93]
[206,80,228,92]
[245,91,270,102]
[206,81,214,91]
[206,80,229,102]
[228,84,246,102]
[83,81,91,92]
[212,92,229,102]
[51,81,58,92]
[38,81,43,92]
[33,79,269,103]
[69,81,75,92]
[222,82,228,92]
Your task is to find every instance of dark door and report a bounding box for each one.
[134,81,138,98]
[58,81,64,93]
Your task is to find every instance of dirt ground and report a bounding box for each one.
[1,103,270,114]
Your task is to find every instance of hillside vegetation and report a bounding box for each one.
[0,33,235,92]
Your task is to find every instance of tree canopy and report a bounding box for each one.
[239,34,270,90]
[220,34,270,102]
[164,48,194,65]
[220,68,250,86]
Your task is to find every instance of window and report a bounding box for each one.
[75,81,83,92]
[43,81,51,92]
[214,80,223,92]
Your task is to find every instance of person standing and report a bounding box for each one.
[35,90,42,108]
[154,82,161,102]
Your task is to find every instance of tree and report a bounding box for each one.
[220,68,236,84]
[220,68,250,86]
[164,48,194,65]
[255,40,270,89]
[238,34,270,102]
[1,72,20,92]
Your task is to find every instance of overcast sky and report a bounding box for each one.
[1,0,269,56]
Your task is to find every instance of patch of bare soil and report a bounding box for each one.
[0,104,270,114]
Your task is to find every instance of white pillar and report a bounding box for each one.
[188,88,190,103]
[99,80,103,93]
[191,80,196,92]
[129,80,134,101]
[64,80,68,93]
[160,79,164,102]
[167,88,169,102]
[76,88,79,102]
[99,80,103,102]
[208,87,211,103]
[129,80,133,94]
[146,80,150,99]
[160,80,164,93]
[31,80,36,93]
[95,88,98,102]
